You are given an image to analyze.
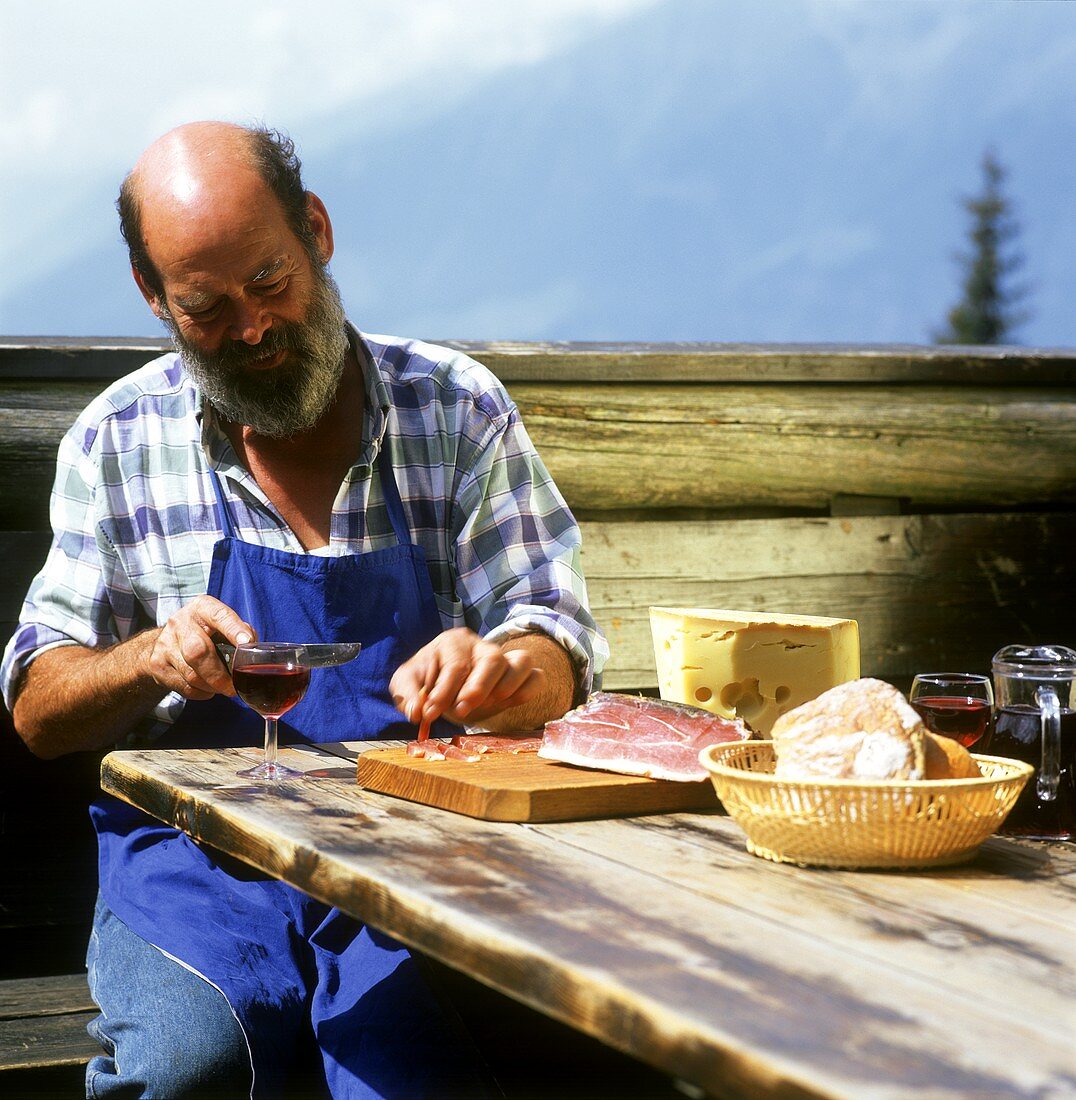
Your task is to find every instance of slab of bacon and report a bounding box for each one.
[537,691,750,782]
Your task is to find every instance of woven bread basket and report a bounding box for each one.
[700,740,1033,869]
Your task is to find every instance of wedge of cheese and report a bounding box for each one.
[649,607,860,735]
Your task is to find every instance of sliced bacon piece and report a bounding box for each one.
[456,733,543,755]
[443,742,482,762]
[404,738,482,762]
[406,739,447,760]
[538,692,750,782]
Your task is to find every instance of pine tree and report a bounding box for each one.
[934,151,1028,345]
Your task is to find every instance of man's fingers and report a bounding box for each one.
[423,647,489,719]
[196,595,255,647]
[455,648,532,716]
[464,667,546,725]
[390,651,433,722]
[169,643,222,698]
[392,632,497,727]
[148,598,254,700]
[392,629,552,729]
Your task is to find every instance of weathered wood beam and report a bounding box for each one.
[2,338,1075,383]
[1,379,1073,527]
[580,512,1076,690]
[513,383,1076,511]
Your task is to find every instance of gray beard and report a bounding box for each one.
[165,267,349,439]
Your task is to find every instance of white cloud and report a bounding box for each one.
[1,0,661,177]
[0,0,663,298]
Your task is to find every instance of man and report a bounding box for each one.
[2,121,606,1097]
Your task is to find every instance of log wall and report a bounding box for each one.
[1,339,1074,689]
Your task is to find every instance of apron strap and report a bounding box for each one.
[207,463,238,539]
[356,335,414,550]
[376,434,415,548]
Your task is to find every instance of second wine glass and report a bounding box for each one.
[232,642,311,780]
[909,672,994,748]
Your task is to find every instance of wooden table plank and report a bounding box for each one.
[526,815,1076,1035]
[100,747,1076,1100]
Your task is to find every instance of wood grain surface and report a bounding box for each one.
[1,377,1074,526]
[4,338,1076,383]
[356,746,718,821]
[0,974,94,1021]
[582,511,1076,689]
[0,974,97,1071]
[101,745,1076,1100]
[511,383,1076,513]
[0,1013,100,1071]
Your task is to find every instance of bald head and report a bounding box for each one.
[133,122,255,208]
[118,122,318,299]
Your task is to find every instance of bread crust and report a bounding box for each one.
[772,677,928,780]
[923,731,981,779]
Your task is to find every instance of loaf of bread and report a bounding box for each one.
[923,730,981,779]
[772,677,981,780]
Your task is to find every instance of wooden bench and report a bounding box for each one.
[1,337,1074,1085]
[0,973,98,1093]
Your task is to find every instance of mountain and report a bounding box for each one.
[3,0,1074,344]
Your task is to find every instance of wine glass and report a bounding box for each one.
[909,672,994,748]
[232,642,311,780]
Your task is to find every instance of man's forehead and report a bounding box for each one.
[139,160,294,284]
[140,161,269,226]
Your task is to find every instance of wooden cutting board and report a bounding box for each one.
[356,747,719,822]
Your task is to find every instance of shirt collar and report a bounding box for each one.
[349,324,392,470]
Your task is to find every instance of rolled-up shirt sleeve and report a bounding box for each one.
[450,407,608,701]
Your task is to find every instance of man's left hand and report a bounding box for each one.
[390,628,552,729]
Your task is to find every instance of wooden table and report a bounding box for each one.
[100,743,1076,1100]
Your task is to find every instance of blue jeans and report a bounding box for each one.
[85,895,255,1098]
[85,894,495,1098]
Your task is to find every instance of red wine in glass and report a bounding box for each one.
[233,643,311,781]
[233,663,310,718]
[910,696,992,748]
[909,673,993,749]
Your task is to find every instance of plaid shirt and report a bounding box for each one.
[1,328,607,740]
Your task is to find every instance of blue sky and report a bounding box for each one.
[2,0,1073,345]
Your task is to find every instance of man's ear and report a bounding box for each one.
[305,192,334,264]
[131,265,167,318]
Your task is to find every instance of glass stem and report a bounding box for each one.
[264,717,279,767]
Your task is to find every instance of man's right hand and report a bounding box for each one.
[146,596,255,700]
[11,597,255,758]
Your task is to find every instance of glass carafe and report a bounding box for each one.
[990,645,1076,841]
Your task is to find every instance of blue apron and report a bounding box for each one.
[90,440,473,1097]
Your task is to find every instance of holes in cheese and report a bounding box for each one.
[649,607,861,736]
